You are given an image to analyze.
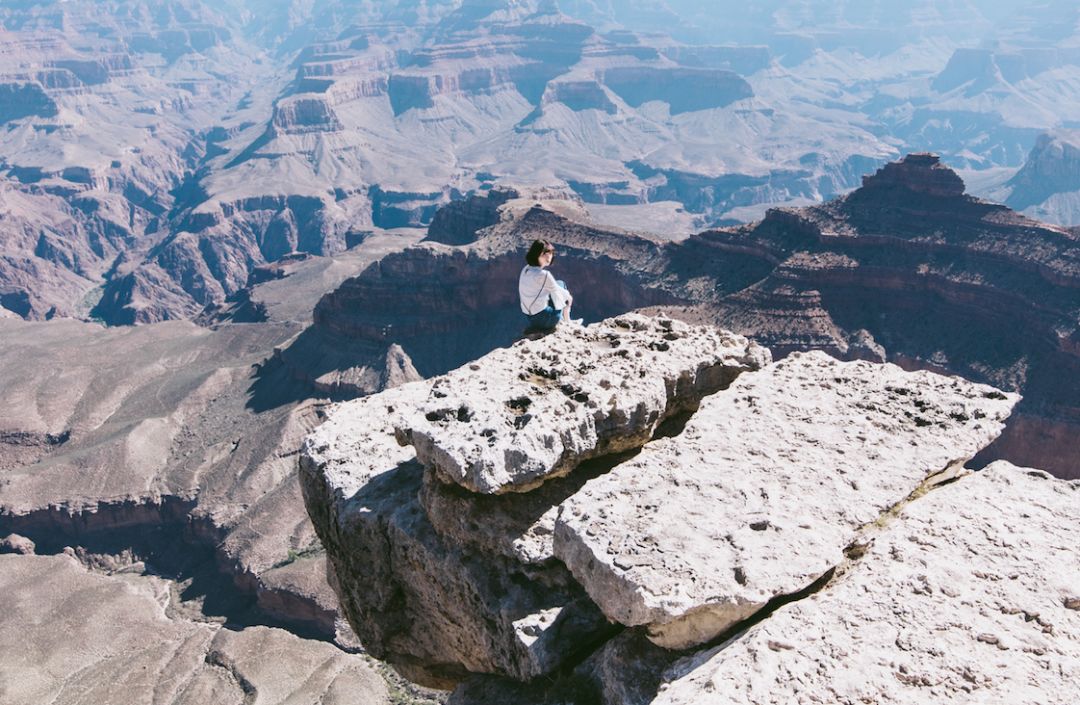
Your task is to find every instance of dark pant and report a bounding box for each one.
[525,280,567,330]
[526,306,562,330]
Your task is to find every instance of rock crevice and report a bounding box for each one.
[301,313,1042,702]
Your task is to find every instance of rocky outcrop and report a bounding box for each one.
[555,350,1016,649]
[1006,131,1080,214]
[425,187,518,245]
[300,314,765,687]
[271,96,344,133]
[652,462,1080,705]
[302,314,1038,701]
[0,82,58,122]
[544,80,617,113]
[396,316,769,494]
[932,48,1002,94]
[856,151,965,198]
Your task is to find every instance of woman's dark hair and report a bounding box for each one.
[525,239,553,267]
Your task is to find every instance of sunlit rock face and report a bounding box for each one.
[649,462,1080,705]
[299,312,1080,705]
[299,314,768,686]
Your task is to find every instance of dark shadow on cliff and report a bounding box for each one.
[0,501,329,641]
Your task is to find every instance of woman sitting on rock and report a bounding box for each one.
[518,239,579,330]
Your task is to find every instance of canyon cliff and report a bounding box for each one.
[15,1,1080,323]
[302,155,1080,479]
[301,312,1079,703]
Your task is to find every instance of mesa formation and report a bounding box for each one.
[1,3,1079,704]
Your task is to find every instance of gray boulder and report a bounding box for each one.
[395,314,769,494]
[554,351,1019,648]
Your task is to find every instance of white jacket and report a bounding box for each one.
[519,266,570,314]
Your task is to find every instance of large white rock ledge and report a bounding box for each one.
[554,351,1019,649]
[394,314,769,494]
[300,379,613,687]
[654,462,1080,705]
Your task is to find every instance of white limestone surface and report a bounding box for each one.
[301,376,613,685]
[654,462,1080,705]
[554,351,1019,648]
[395,313,769,494]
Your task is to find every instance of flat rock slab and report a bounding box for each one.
[300,380,612,687]
[654,462,1080,704]
[0,553,390,705]
[554,351,1019,648]
[395,313,769,494]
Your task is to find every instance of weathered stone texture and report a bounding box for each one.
[554,351,1019,648]
[301,315,766,686]
[302,317,1045,702]
[301,381,613,688]
[396,314,769,494]
[653,462,1080,705]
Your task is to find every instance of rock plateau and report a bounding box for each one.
[303,311,1079,704]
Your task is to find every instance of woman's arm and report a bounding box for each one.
[544,271,570,310]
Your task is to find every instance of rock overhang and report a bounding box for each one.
[300,312,1024,691]
[393,313,770,495]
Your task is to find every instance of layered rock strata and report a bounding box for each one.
[300,314,765,686]
[302,314,1022,697]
